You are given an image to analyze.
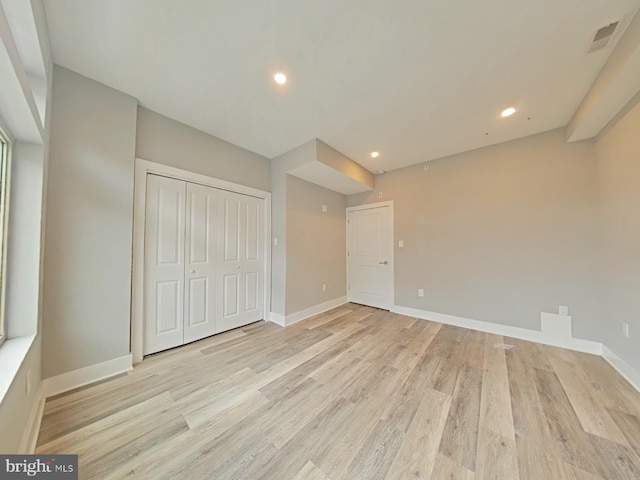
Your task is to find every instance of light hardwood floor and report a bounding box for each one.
[37,304,640,479]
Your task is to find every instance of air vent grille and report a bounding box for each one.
[589,21,619,53]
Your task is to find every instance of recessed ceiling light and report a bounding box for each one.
[377,169,385,174]
[274,72,287,85]
[371,151,380,158]
[501,107,516,118]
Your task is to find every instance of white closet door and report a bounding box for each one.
[216,190,265,331]
[144,174,186,355]
[216,190,243,332]
[183,182,218,343]
[242,195,264,323]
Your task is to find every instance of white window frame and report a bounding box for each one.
[0,126,11,348]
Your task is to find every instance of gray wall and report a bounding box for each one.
[286,176,346,315]
[43,66,137,378]
[348,129,601,341]
[270,140,316,315]
[136,107,270,192]
[42,71,274,379]
[595,100,640,371]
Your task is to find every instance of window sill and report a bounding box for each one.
[0,335,36,405]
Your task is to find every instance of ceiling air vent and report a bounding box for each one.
[588,21,619,53]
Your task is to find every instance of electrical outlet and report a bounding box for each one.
[559,305,569,316]
[378,192,383,198]
[398,240,404,248]
[418,289,424,297]
[321,204,327,213]
[623,322,630,338]
[273,237,278,246]
[322,284,326,292]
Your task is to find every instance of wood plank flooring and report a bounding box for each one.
[36,304,640,479]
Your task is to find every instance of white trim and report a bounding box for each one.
[18,383,44,453]
[131,158,272,364]
[0,3,45,143]
[346,200,394,213]
[269,297,348,327]
[269,312,286,327]
[602,345,640,393]
[0,334,35,403]
[392,305,603,355]
[42,354,132,398]
[346,201,394,310]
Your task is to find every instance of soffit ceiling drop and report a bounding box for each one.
[44,0,640,172]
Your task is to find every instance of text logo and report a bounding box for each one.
[0,455,77,479]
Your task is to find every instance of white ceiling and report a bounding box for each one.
[43,0,640,172]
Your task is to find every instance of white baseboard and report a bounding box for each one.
[18,383,45,453]
[42,354,133,398]
[392,305,603,355]
[270,296,348,327]
[602,345,640,393]
[268,312,286,327]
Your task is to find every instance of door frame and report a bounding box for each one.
[346,200,394,310]
[131,158,272,364]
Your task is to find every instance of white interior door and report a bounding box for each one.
[347,204,393,310]
[183,182,218,343]
[144,174,186,355]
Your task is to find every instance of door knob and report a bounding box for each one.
[190,270,196,274]
[236,266,241,270]
[379,261,388,265]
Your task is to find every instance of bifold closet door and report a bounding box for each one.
[217,190,264,332]
[183,182,218,343]
[144,175,265,355]
[144,174,186,355]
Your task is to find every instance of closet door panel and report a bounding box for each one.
[184,182,218,343]
[144,174,186,355]
[242,196,264,323]
[222,273,240,317]
[217,191,244,332]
